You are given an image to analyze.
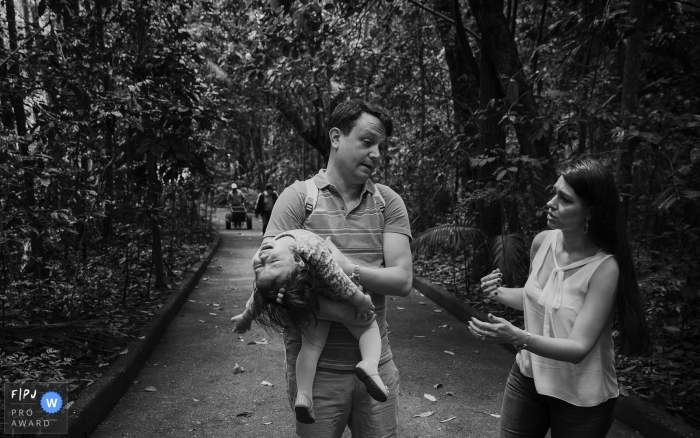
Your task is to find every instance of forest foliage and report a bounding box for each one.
[2,0,700,429]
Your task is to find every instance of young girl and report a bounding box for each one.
[233,229,388,424]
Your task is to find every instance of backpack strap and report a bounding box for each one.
[303,179,385,224]
[304,179,319,213]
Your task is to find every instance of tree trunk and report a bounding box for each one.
[274,94,329,161]
[432,0,480,135]
[147,151,167,289]
[617,0,646,222]
[466,0,552,163]
[466,0,555,213]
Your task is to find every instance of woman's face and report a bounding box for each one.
[546,176,591,233]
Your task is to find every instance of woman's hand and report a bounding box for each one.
[480,269,502,299]
[468,313,523,344]
[325,237,353,275]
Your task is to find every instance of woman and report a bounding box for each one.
[469,158,650,438]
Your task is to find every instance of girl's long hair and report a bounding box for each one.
[250,255,319,334]
[561,158,651,356]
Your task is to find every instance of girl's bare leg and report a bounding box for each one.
[345,321,388,402]
[296,319,332,400]
[345,320,381,370]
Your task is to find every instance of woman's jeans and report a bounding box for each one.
[500,363,617,438]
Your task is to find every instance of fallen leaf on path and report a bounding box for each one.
[234,363,245,374]
[199,320,205,323]
[439,416,456,423]
[413,335,425,338]
[440,325,448,328]
[434,383,443,389]
[248,339,269,345]
[414,411,434,418]
[119,348,129,355]
[189,300,196,302]
[213,303,220,306]
[474,350,479,354]
[444,350,454,355]
[138,336,146,339]
[261,381,274,386]
[390,297,398,300]
[217,266,223,271]
[210,313,218,316]
[490,414,501,418]
[236,411,253,417]
[144,386,157,392]
[434,309,443,313]
[397,307,405,310]
[445,392,458,397]
[203,277,209,281]
[419,302,427,305]
[193,398,199,402]
[263,422,272,425]
[424,394,437,402]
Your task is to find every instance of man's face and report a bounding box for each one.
[331,113,386,184]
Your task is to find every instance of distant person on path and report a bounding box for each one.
[245,228,388,424]
[255,183,278,235]
[232,99,412,437]
[470,158,650,438]
[227,183,246,228]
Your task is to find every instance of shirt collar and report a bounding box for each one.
[313,169,376,195]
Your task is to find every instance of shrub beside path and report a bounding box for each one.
[92,223,638,437]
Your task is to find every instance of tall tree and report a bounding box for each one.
[617,0,646,221]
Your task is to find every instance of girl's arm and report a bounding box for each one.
[295,234,362,301]
[295,233,374,319]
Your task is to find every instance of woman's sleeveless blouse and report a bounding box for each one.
[516,230,619,406]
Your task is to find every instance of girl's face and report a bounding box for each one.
[546,176,591,233]
[252,237,297,287]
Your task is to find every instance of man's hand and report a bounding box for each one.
[231,313,252,334]
[355,293,375,322]
[325,237,353,275]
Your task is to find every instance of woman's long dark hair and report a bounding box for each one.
[250,256,320,334]
[561,158,650,356]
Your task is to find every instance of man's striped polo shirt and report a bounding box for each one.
[265,170,412,370]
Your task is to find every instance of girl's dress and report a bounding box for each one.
[275,229,361,299]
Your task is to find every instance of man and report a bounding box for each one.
[232,99,412,437]
[227,183,246,228]
[255,183,278,235]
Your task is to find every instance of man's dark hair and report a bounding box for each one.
[327,99,393,138]
[265,183,273,191]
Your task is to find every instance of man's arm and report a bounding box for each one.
[326,232,413,297]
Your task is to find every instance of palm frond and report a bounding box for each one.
[488,233,529,283]
[411,224,484,255]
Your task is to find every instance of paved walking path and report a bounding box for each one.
[92,214,638,437]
